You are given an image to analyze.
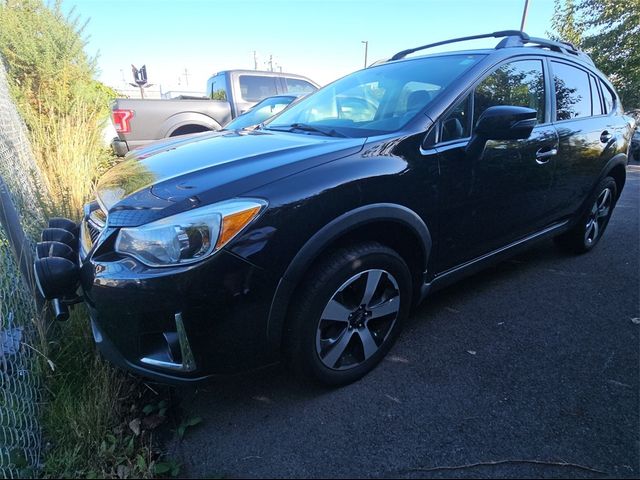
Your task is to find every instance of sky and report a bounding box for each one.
[63,0,558,93]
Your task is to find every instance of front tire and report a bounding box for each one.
[285,242,412,386]
[555,176,617,254]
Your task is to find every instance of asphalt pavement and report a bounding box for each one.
[167,166,639,479]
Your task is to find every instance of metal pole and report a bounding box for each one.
[253,51,258,70]
[0,174,41,306]
[520,0,530,31]
[362,40,369,68]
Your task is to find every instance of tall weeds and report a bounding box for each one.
[28,97,113,218]
[0,2,162,477]
[0,0,116,219]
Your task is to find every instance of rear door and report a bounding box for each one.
[232,74,280,116]
[547,60,619,219]
[435,57,559,271]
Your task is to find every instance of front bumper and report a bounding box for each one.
[89,314,212,385]
[80,248,281,383]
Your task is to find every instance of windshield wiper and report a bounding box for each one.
[266,123,347,138]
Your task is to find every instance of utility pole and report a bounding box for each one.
[253,50,258,70]
[520,0,530,31]
[361,40,369,68]
[268,54,274,72]
[183,68,190,87]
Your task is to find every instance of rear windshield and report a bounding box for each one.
[267,54,484,137]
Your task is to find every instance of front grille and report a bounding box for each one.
[82,201,107,252]
[87,221,101,244]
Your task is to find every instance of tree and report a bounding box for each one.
[0,0,118,218]
[549,0,584,46]
[579,0,640,108]
[549,0,640,108]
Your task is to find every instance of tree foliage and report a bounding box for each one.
[550,0,640,108]
[549,0,584,46]
[0,0,117,218]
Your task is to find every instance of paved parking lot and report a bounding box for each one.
[169,167,639,479]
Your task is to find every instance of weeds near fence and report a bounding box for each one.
[0,0,117,219]
[0,1,169,477]
[41,309,167,479]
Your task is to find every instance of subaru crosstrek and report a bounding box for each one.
[34,31,634,386]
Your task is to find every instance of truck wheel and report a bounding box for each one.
[170,125,212,136]
[555,176,617,254]
[285,242,412,386]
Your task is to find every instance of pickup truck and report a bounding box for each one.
[111,69,318,156]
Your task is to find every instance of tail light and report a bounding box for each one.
[112,109,134,133]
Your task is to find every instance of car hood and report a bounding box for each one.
[124,130,225,160]
[98,129,366,227]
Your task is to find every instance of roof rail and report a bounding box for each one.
[389,30,594,65]
[496,35,594,65]
[390,30,529,61]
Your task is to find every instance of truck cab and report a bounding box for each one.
[111,69,318,156]
[207,70,317,117]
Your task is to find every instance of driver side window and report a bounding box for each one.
[474,59,545,125]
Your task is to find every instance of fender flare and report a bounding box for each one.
[599,152,628,199]
[266,203,432,348]
[570,152,628,228]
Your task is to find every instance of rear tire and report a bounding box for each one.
[554,176,617,254]
[284,242,412,386]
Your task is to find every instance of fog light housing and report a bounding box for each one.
[33,256,79,300]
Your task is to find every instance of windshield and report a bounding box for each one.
[266,54,484,138]
[225,95,297,130]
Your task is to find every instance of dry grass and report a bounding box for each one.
[28,98,113,220]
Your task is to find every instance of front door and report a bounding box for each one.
[434,58,559,272]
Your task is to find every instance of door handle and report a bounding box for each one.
[535,147,558,164]
[600,131,613,143]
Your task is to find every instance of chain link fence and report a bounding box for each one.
[0,57,46,478]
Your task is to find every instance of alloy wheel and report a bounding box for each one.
[315,269,401,370]
[584,187,612,247]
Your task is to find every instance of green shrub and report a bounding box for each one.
[0,0,117,219]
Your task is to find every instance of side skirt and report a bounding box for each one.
[420,220,570,301]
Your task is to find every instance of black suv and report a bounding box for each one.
[34,31,634,386]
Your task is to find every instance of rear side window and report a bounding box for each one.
[208,74,227,101]
[600,80,615,113]
[284,78,316,95]
[239,75,279,102]
[474,59,545,125]
[552,61,591,120]
[589,75,603,115]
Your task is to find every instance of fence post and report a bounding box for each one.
[0,174,41,306]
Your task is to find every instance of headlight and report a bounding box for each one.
[114,199,266,267]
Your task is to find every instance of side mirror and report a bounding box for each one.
[466,105,537,157]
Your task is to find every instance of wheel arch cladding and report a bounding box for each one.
[266,203,433,349]
[607,161,626,201]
